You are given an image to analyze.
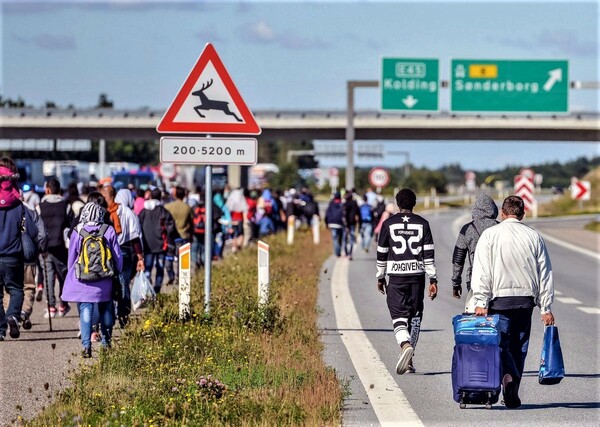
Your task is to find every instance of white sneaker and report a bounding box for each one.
[44,307,57,319]
[396,342,414,375]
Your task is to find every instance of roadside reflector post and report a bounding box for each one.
[178,242,191,321]
[287,215,295,245]
[257,240,270,306]
[312,214,320,244]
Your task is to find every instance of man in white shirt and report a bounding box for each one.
[471,195,555,409]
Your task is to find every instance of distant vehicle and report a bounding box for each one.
[16,159,45,194]
[89,162,140,181]
[249,163,279,188]
[43,160,90,189]
[551,186,564,195]
[112,170,157,191]
[194,166,228,191]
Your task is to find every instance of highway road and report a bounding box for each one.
[1,207,597,426]
[319,207,600,426]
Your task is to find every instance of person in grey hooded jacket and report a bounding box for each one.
[451,193,499,300]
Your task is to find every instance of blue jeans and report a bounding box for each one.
[165,239,186,282]
[489,307,534,383]
[144,252,166,293]
[360,223,373,250]
[343,225,356,257]
[78,301,114,350]
[0,255,24,336]
[329,228,343,257]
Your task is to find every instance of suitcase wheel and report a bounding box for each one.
[485,403,492,410]
[459,403,467,409]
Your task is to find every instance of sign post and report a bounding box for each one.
[157,43,261,315]
[451,59,569,112]
[381,58,439,111]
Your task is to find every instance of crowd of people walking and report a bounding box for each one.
[0,156,321,355]
[1,154,557,410]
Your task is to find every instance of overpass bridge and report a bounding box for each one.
[1,108,598,141]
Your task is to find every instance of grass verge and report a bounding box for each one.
[29,228,341,426]
[584,221,600,233]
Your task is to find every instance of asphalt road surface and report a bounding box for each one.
[319,208,600,426]
[1,207,598,426]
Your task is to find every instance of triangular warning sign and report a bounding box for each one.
[157,43,261,135]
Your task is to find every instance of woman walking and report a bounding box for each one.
[61,202,122,357]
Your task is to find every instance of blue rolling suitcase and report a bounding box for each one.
[452,343,501,409]
[451,315,501,409]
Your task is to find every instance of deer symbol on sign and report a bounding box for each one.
[191,79,242,122]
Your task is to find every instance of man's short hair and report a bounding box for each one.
[175,186,186,200]
[46,178,61,195]
[395,188,416,210]
[150,188,162,201]
[502,195,525,218]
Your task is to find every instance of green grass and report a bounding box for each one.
[584,221,600,233]
[28,229,341,426]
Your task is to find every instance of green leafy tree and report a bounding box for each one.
[267,162,300,190]
[96,93,114,108]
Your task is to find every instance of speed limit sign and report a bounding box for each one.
[368,167,390,188]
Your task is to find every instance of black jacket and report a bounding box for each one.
[139,200,178,254]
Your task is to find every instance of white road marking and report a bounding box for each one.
[554,290,563,295]
[577,307,600,315]
[331,257,423,426]
[537,230,600,261]
[555,297,583,305]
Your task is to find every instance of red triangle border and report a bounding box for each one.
[157,43,261,135]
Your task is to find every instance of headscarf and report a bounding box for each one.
[0,166,21,208]
[77,201,106,232]
[225,188,248,213]
[115,188,134,209]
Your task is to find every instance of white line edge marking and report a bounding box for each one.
[537,230,600,261]
[577,307,600,314]
[331,257,423,427]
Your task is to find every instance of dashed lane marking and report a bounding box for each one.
[577,307,600,315]
[555,297,583,305]
[331,257,423,427]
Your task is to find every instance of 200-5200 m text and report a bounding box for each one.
[172,146,238,156]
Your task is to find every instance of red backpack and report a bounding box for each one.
[193,205,206,234]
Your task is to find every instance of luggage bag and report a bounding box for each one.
[451,314,502,409]
[452,343,501,409]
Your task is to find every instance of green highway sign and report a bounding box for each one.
[381,58,439,111]
[451,59,569,113]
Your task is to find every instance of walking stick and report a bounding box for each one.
[41,255,53,332]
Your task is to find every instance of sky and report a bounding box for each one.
[1,0,599,172]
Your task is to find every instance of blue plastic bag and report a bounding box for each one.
[539,325,565,385]
[452,314,500,346]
